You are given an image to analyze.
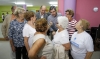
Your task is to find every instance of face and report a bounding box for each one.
[50,9,57,17]
[75,20,82,30]
[40,7,46,15]
[11,6,17,13]
[56,21,62,29]
[19,10,26,19]
[32,15,36,23]
[65,12,72,20]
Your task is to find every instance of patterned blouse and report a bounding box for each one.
[8,19,27,47]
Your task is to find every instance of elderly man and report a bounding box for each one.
[36,5,48,20]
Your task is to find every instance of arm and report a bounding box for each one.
[62,43,70,50]
[10,39,15,52]
[28,38,46,59]
[24,37,30,52]
[85,52,93,59]
[47,16,53,31]
[1,15,8,38]
[23,27,30,52]
[84,35,94,59]
[8,22,15,52]
[61,32,70,50]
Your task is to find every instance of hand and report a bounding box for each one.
[49,21,53,26]
[52,31,56,35]
[12,46,16,52]
[4,36,9,40]
[40,56,46,59]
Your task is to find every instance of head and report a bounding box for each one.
[7,12,9,14]
[24,11,36,23]
[75,19,90,31]
[2,13,4,15]
[65,9,74,21]
[35,18,48,32]
[57,16,69,29]
[14,7,25,19]
[11,6,17,13]
[49,6,57,17]
[40,5,46,15]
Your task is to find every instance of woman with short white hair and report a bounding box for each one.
[8,7,28,59]
[52,16,70,59]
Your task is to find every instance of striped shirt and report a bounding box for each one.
[67,19,77,39]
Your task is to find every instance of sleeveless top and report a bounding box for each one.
[33,34,54,59]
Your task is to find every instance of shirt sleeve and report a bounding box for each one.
[1,15,8,37]
[23,25,29,37]
[8,21,14,40]
[47,16,53,31]
[60,32,69,44]
[84,35,94,52]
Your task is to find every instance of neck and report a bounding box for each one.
[69,18,73,22]
[58,28,64,32]
[36,32,46,35]
[77,29,84,34]
[16,18,24,22]
[27,21,35,28]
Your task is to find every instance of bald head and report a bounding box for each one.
[40,5,46,15]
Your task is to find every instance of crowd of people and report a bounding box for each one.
[1,5,94,59]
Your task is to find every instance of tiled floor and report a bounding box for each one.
[0,23,4,38]
[0,23,100,59]
[0,41,100,59]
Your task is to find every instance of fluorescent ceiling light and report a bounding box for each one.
[49,2,57,4]
[27,5,33,7]
[14,2,25,5]
[50,4,58,6]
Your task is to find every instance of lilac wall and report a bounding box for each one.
[58,0,76,16]
[23,5,27,10]
[64,0,76,17]
[76,0,100,27]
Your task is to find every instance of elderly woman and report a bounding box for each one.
[28,18,53,59]
[8,7,28,59]
[52,16,70,59]
[23,11,36,53]
[70,19,94,59]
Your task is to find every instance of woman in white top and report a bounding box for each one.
[52,16,70,59]
[70,19,94,59]
[23,11,36,52]
[28,18,53,59]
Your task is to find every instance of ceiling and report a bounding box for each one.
[0,0,58,6]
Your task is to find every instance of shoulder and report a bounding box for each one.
[36,12,40,15]
[83,31,92,39]
[57,13,62,16]
[72,19,77,23]
[33,34,46,43]
[23,24,28,29]
[48,15,52,18]
[10,19,16,24]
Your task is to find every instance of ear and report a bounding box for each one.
[31,17,33,20]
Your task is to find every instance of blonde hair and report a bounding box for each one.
[14,7,25,17]
[57,16,69,29]
[80,19,90,30]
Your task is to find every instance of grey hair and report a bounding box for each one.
[14,7,25,17]
[57,16,69,29]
